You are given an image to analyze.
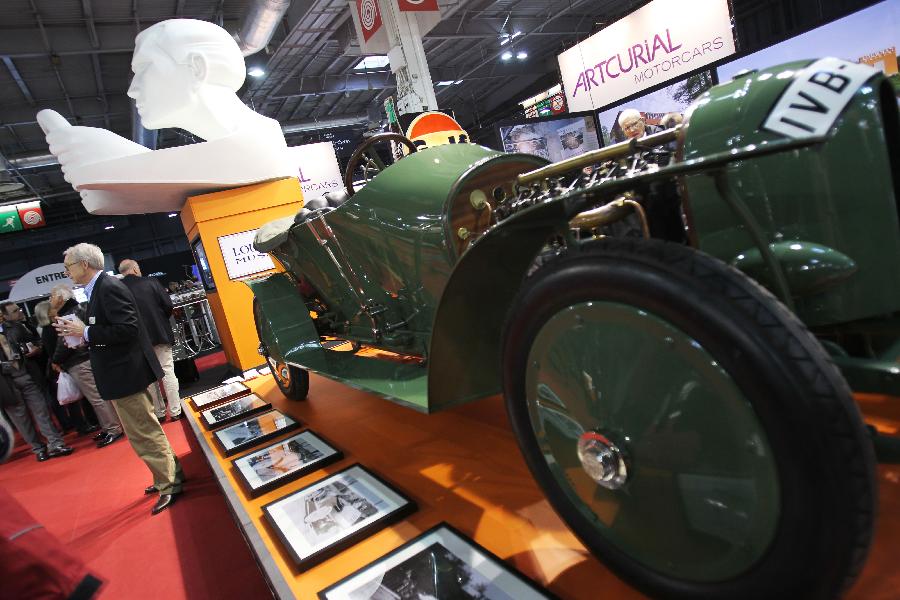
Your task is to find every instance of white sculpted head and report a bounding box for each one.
[128,19,246,133]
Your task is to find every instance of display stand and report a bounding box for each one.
[180,178,303,371]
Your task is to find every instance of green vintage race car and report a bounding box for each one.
[249,57,899,599]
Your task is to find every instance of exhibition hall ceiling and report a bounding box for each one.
[0,0,879,233]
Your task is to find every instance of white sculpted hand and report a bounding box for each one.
[37,109,150,184]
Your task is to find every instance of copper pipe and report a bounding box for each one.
[517,127,680,186]
[570,197,650,238]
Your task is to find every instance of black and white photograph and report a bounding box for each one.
[263,464,415,571]
[189,381,251,410]
[319,524,557,600]
[233,430,342,496]
[200,393,270,429]
[213,410,301,457]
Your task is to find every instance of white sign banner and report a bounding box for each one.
[218,230,275,280]
[558,0,736,112]
[286,142,344,199]
[8,263,74,301]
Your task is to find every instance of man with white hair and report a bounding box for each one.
[118,259,181,422]
[617,108,648,140]
[50,283,123,446]
[55,243,183,515]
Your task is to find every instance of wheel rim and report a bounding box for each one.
[267,356,291,389]
[525,301,780,581]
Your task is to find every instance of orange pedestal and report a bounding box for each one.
[180,178,303,371]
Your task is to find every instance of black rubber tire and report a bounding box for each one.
[501,238,876,600]
[253,298,309,401]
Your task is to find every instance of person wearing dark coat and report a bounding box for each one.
[119,259,182,421]
[55,243,183,515]
[50,285,122,446]
[0,303,73,462]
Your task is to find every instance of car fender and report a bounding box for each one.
[427,196,570,411]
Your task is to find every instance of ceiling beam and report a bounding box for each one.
[2,57,36,105]
[269,71,395,100]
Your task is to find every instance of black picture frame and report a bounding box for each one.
[232,429,343,497]
[262,464,416,572]
[494,110,603,161]
[189,381,251,411]
[200,393,270,430]
[213,410,301,457]
[318,522,559,600]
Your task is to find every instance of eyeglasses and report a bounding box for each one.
[63,260,81,272]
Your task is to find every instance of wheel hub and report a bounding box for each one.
[577,431,628,489]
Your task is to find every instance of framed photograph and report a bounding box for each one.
[318,523,557,600]
[213,410,301,457]
[263,464,416,571]
[200,393,270,429]
[232,430,343,496]
[189,381,251,410]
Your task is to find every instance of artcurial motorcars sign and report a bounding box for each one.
[558,0,736,112]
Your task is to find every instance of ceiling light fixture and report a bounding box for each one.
[104,225,115,230]
[436,80,455,86]
[516,51,528,60]
[248,67,266,78]
[501,51,513,61]
[167,212,178,217]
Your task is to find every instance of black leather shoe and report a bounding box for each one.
[144,485,157,495]
[151,493,178,515]
[36,449,49,462]
[169,413,184,421]
[156,415,166,423]
[96,432,124,448]
[79,424,99,435]
[92,431,106,442]
[48,446,74,458]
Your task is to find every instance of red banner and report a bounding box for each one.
[356,0,382,41]
[398,0,439,11]
[17,201,45,229]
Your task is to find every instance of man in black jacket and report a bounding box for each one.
[55,243,183,515]
[0,304,73,461]
[118,259,182,421]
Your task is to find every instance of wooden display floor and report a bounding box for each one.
[184,373,900,599]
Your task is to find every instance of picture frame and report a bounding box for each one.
[263,464,416,572]
[317,522,558,600]
[200,393,270,429]
[189,381,251,411]
[232,430,343,496]
[213,410,301,457]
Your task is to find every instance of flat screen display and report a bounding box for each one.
[191,238,216,292]
[716,0,900,91]
[596,70,714,145]
[497,111,602,162]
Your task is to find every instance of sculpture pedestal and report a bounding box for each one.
[181,178,303,371]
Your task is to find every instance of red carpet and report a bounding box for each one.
[194,351,227,372]
[0,419,270,600]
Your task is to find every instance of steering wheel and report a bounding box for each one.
[343,132,418,197]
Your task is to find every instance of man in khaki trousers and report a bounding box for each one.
[55,243,184,516]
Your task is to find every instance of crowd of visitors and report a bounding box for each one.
[0,244,184,516]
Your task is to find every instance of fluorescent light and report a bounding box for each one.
[454,80,463,85]
[516,51,528,60]
[104,225,115,230]
[500,37,510,46]
[512,31,522,39]
[501,51,513,61]
[437,80,455,86]
[354,55,390,70]
[167,212,178,217]
[248,67,265,77]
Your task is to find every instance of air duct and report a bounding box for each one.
[233,0,292,57]
[282,113,369,134]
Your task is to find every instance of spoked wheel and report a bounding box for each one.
[501,238,875,600]
[253,298,309,401]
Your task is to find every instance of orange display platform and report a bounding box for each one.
[183,374,900,600]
